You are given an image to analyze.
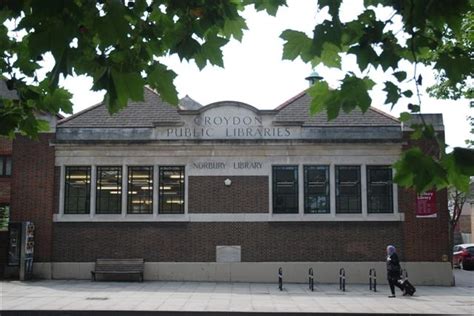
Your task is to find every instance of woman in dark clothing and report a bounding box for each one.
[386,245,404,297]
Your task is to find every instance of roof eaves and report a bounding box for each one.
[368,106,400,123]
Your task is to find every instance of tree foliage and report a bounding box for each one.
[279,0,473,193]
[0,0,472,193]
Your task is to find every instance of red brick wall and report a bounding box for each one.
[399,132,450,262]
[0,137,12,203]
[10,134,56,262]
[188,176,268,213]
[52,221,403,262]
[0,137,12,271]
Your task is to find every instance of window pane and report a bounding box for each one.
[0,204,9,231]
[0,157,4,175]
[96,166,122,214]
[304,165,329,214]
[367,166,393,213]
[5,157,12,176]
[64,166,91,214]
[336,166,361,213]
[159,166,184,214]
[128,166,153,214]
[273,166,298,214]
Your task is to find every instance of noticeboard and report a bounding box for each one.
[416,190,437,218]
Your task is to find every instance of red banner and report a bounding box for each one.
[416,190,437,218]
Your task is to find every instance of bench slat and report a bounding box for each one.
[91,258,145,282]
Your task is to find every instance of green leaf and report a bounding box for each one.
[394,147,448,193]
[339,76,373,112]
[307,81,330,114]
[147,64,179,105]
[110,70,144,111]
[383,81,400,106]
[320,42,341,67]
[280,30,312,61]
[194,35,228,69]
[221,16,248,41]
[402,90,413,98]
[452,147,474,176]
[348,45,378,72]
[393,71,407,82]
[246,0,287,16]
[399,112,411,122]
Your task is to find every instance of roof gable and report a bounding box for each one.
[58,88,182,128]
[275,92,400,127]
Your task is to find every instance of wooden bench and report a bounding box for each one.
[91,259,145,282]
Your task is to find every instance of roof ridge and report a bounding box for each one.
[275,89,308,111]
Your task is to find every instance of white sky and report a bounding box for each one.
[60,0,472,149]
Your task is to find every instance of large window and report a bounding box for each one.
[96,166,122,214]
[0,204,9,231]
[367,166,393,213]
[64,166,91,214]
[336,166,361,213]
[272,166,298,214]
[304,165,330,214]
[0,156,12,176]
[159,166,184,214]
[128,166,153,214]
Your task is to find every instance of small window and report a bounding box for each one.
[367,166,393,213]
[273,166,298,214]
[159,166,185,214]
[304,165,330,214]
[96,166,122,214]
[127,166,153,214]
[336,166,361,213]
[0,156,12,176]
[64,166,91,214]
[0,204,9,231]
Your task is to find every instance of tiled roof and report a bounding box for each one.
[179,95,202,110]
[275,92,400,126]
[58,88,182,128]
[0,80,19,99]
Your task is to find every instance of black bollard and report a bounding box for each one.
[278,267,283,291]
[339,268,346,292]
[369,268,377,292]
[309,268,314,292]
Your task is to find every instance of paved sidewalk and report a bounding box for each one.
[1,278,473,315]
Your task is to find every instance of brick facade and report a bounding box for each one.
[10,134,56,262]
[52,221,403,262]
[399,132,450,262]
[0,137,12,273]
[188,176,268,213]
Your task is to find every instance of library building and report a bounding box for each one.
[0,78,451,285]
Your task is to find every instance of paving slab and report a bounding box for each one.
[1,270,474,315]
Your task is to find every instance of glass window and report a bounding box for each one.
[367,166,393,213]
[127,166,153,214]
[336,166,361,213]
[96,166,122,214]
[0,156,12,176]
[159,166,184,214]
[64,166,91,214]
[0,204,9,231]
[304,165,330,214]
[273,166,298,214]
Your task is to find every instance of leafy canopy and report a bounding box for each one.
[0,0,472,193]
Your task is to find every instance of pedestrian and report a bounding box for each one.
[386,245,404,298]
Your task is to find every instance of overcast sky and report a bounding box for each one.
[60,0,472,149]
